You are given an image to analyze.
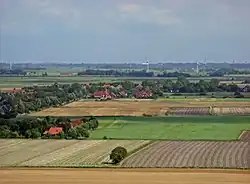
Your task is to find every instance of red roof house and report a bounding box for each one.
[93,90,112,99]
[134,91,153,99]
[43,127,63,136]
[71,120,83,127]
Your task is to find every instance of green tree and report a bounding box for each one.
[110,146,127,164]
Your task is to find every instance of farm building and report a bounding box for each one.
[43,127,63,136]
[93,90,112,100]
[70,119,83,127]
[134,91,153,99]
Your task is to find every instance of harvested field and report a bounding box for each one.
[169,107,210,116]
[122,141,250,169]
[1,168,249,184]
[29,100,250,116]
[213,107,250,115]
[0,140,150,167]
[239,131,250,142]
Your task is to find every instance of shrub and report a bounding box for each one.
[110,146,127,164]
[103,136,108,139]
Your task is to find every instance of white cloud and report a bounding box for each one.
[117,3,181,26]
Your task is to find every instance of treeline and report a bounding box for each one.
[209,68,250,77]
[78,70,191,78]
[0,116,99,139]
[142,77,249,94]
[0,69,26,76]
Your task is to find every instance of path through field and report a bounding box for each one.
[1,168,249,184]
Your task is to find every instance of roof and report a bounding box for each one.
[7,89,24,93]
[71,120,83,127]
[93,90,111,97]
[44,127,63,135]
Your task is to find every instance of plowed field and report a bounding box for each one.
[1,168,249,184]
[122,141,249,169]
[239,131,250,142]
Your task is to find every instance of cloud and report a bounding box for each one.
[117,3,181,26]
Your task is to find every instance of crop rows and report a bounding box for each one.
[240,131,250,142]
[122,141,249,169]
[0,140,150,167]
[169,107,210,116]
[213,107,250,115]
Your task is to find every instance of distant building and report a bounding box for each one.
[93,90,112,100]
[43,127,63,136]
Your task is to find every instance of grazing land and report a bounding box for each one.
[122,141,249,169]
[0,140,150,167]
[1,168,250,184]
[29,100,250,117]
[89,116,250,140]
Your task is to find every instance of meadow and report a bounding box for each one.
[90,116,250,140]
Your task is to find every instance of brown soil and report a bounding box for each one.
[0,168,249,184]
[29,101,250,117]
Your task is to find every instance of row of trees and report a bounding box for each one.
[78,69,191,78]
[0,116,99,139]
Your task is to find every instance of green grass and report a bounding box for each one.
[90,116,250,140]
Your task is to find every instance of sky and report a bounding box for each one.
[0,0,250,63]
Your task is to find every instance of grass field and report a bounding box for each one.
[90,116,250,140]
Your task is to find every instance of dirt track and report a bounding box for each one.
[1,168,249,184]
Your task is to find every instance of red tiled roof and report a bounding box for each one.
[71,120,83,127]
[93,90,111,97]
[44,127,63,135]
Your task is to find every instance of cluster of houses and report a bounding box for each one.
[92,83,153,100]
[43,119,83,136]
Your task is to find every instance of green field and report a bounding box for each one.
[90,116,250,140]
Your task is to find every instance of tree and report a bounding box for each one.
[67,128,78,139]
[110,146,127,164]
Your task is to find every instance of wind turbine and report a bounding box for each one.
[142,60,149,72]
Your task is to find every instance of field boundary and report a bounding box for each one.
[0,167,249,174]
[238,131,247,140]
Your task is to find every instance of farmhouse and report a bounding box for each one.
[93,90,112,100]
[43,127,63,136]
[134,91,153,99]
[70,119,83,127]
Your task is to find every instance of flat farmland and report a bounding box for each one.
[0,140,150,167]
[90,116,250,140]
[239,131,250,142]
[1,169,249,184]
[29,100,250,117]
[122,141,250,169]
[213,107,250,115]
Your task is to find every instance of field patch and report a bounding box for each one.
[90,116,250,140]
[122,141,249,169]
[29,100,250,117]
[239,131,250,142]
[0,140,150,167]
[1,168,249,184]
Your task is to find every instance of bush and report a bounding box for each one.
[110,146,127,164]
[103,136,108,139]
